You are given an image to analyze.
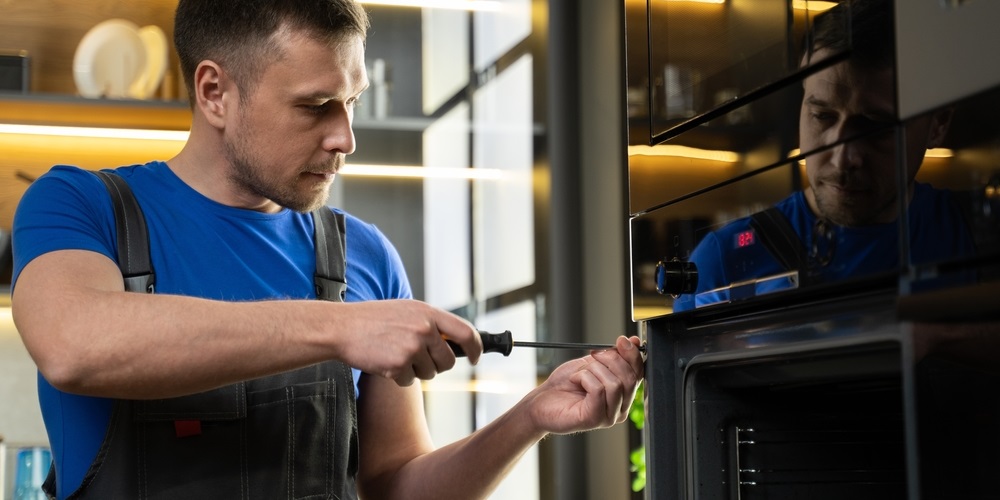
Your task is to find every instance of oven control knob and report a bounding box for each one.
[655,258,698,297]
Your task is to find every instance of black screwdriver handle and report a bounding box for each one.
[447,330,513,357]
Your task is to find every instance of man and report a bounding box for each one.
[11,1,645,498]
[672,0,973,312]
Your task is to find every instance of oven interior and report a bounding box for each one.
[683,342,908,500]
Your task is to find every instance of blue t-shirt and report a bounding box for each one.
[12,162,412,498]
[673,184,975,311]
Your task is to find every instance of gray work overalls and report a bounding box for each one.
[46,172,359,499]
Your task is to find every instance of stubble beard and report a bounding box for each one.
[812,180,898,227]
[224,129,337,213]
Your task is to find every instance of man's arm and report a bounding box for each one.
[355,336,644,500]
[12,249,483,399]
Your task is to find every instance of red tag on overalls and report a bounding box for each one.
[174,420,202,438]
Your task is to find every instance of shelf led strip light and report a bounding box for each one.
[0,123,502,180]
[661,0,838,9]
[359,0,502,11]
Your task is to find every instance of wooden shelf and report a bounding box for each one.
[0,93,192,130]
[0,94,193,230]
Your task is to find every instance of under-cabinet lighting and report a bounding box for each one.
[0,123,190,142]
[790,147,955,164]
[0,123,501,180]
[792,0,837,11]
[628,145,740,163]
[657,1,833,10]
[663,0,725,4]
[342,164,503,179]
[925,148,954,158]
[359,0,503,11]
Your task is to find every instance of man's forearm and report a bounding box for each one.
[19,285,341,399]
[362,401,546,500]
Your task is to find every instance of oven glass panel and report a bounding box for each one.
[643,0,847,143]
[901,84,1000,305]
[631,157,802,320]
[630,116,905,320]
[625,0,1000,321]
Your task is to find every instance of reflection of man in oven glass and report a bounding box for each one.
[672,0,974,312]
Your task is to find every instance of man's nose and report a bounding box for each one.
[828,138,863,170]
[322,108,357,155]
[824,121,865,170]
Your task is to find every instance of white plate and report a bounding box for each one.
[73,19,146,99]
[129,25,169,99]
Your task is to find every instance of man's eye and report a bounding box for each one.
[304,103,329,115]
[811,111,835,123]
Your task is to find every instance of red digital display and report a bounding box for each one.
[736,230,755,248]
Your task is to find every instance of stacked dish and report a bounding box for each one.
[73,19,168,99]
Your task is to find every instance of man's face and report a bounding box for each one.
[224,29,368,213]
[799,50,944,227]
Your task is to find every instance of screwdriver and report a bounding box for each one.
[447,330,646,357]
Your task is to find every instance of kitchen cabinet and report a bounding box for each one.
[0,0,180,97]
[0,3,431,239]
[625,0,1000,320]
[629,1,1000,499]
[0,95,191,230]
[0,94,433,230]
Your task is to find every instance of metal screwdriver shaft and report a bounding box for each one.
[512,340,645,352]
[448,330,645,357]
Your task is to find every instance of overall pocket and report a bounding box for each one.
[123,362,356,499]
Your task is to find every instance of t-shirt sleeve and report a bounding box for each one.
[340,211,413,302]
[12,166,117,288]
[339,212,414,392]
[373,228,413,300]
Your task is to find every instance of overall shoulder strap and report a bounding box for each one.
[93,170,342,300]
[749,206,808,273]
[311,208,348,302]
[93,170,156,294]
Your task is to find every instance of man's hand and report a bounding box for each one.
[522,336,645,434]
[331,299,484,386]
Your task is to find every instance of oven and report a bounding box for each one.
[623,1,1000,498]
[642,285,1000,499]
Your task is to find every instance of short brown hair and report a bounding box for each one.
[805,0,894,71]
[174,0,370,104]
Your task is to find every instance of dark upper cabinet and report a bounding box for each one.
[625,0,1000,320]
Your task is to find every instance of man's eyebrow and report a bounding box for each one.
[296,85,369,103]
[296,92,339,102]
[865,110,897,122]
[804,95,894,121]
[804,96,831,108]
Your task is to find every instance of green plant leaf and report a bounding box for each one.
[629,445,646,492]
[629,380,645,430]
[628,381,646,491]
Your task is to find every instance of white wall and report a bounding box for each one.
[0,305,49,498]
[0,307,47,446]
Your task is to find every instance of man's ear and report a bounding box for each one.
[926,106,954,149]
[193,61,231,129]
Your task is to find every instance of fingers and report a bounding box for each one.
[413,346,445,381]
[393,366,416,387]
[383,304,479,387]
[585,336,644,422]
[570,369,615,425]
[584,358,630,422]
[593,336,644,382]
[438,318,482,365]
[390,324,460,387]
